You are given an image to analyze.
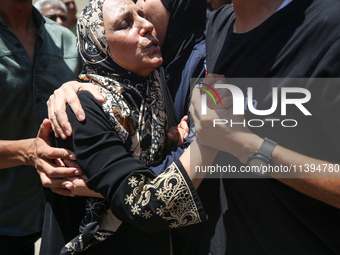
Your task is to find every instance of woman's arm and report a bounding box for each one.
[59,91,209,232]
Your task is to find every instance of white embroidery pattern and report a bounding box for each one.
[126,162,201,227]
[142,210,153,219]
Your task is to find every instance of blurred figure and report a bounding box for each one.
[0,0,80,254]
[62,0,77,33]
[207,0,231,11]
[34,0,68,27]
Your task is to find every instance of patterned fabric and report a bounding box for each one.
[124,163,202,228]
[61,0,167,254]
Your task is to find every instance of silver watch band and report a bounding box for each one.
[258,138,277,159]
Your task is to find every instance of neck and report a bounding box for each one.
[68,15,77,30]
[0,0,38,61]
[0,0,34,31]
[232,0,284,33]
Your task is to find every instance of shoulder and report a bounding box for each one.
[42,18,78,55]
[206,4,234,33]
[66,90,113,134]
[66,90,104,121]
[76,90,103,110]
[44,18,76,39]
[306,0,340,30]
[205,4,234,50]
[44,18,75,37]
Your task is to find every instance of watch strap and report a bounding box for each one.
[257,138,277,159]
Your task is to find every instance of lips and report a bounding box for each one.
[146,38,160,51]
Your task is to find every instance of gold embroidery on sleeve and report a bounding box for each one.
[126,162,201,227]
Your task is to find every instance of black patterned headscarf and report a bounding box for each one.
[61,0,167,253]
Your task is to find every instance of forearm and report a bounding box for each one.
[179,138,218,189]
[271,145,340,209]
[62,92,206,232]
[0,139,35,169]
[232,133,340,208]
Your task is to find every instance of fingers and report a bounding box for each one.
[62,158,80,168]
[67,82,105,123]
[35,137,76,160]
[46,147,76,160]
[37,119,52,141]
[167,132,174,146]
[36,154,81,177]
[64,176,103,198]
[51,84,77,139]
[47,81,105,140]
[78,82,105,103]
[178,115,189,134]
[48,92,70,139]
[51,187,75,197]
[176,127,188,146]
[38,169,75,189]
[181,115,188,122]
[204,73,226,85]
[192,79,233,111]
[167,126,188,147]
[65,176,87,186]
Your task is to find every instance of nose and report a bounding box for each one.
[138,18,154,37]
[135,0,144,9]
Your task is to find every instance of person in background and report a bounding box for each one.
[34,0,68,28]
[0,0,80,255]
[62,0,77,34]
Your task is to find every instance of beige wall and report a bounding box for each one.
[32,0,90,15]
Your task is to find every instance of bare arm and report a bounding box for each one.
[0,139,35,169]
[0,119,76,170]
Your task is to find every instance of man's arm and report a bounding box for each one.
[0,139,35,169]
[190,82,340,209]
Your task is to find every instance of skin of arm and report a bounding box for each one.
[190,76,340,209]
[0,139,36,169]
[0,120,76,171]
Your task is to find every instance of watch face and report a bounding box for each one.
[248,157,268,167]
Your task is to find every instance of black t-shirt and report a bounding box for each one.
[192,0,340,254]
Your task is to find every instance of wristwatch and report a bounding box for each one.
[247,138,277,171]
